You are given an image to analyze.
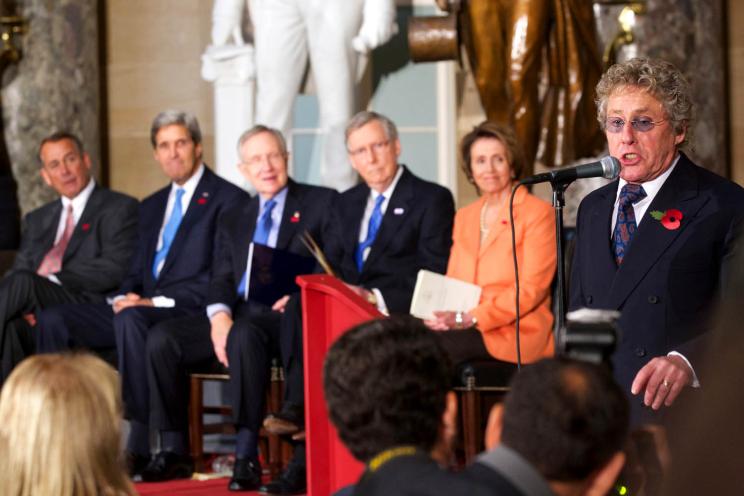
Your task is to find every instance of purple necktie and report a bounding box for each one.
[612,183,647,265]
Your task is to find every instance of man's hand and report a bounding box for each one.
[272,295,291,313]
[210,312,233,367]
[344,283,376,306]
[631,355,693,410]
[112,293,153,314]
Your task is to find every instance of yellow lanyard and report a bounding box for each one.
[367,446,418,473]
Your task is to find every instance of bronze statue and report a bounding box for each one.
[422,0,605,175]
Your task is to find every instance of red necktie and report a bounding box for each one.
[37,204,75,277]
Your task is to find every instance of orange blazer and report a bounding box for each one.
[447,187,556,363]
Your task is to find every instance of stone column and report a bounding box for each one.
[3,0,100,214]
[201,44,255,191]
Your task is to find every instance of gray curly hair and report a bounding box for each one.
[595,57,694,144]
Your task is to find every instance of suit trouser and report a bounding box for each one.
[37,303,191,423]
[0,269,88,384]
[276,294,307,411]
[147,303,286,433]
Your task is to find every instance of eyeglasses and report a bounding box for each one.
[348,140,390,158]
[605,117,666,133]
[244,152,284,166]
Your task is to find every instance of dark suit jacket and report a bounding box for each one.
[353,453,494,496]
[9,185,138,301]
[569,153,744,423]
[327,166,455,313]
[208,179,338,308]
[117,166,249,310]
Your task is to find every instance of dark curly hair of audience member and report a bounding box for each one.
[323,316,453,462]
[501,358,629,481]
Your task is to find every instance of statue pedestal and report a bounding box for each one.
[201,44,255,190]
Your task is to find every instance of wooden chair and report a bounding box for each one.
[188,361,286,475]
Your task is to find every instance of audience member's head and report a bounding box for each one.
[237,124,290,199]
[460,121,526,192]
[324,316,456,463]
[345,111,401,193]
[37,131,92,200]
[150,109,203,185]
[487,358,629,496]
[0,353,134,496]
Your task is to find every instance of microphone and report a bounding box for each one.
[519,156,620,186]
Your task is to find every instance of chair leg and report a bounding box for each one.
[266,363,284,478]
[460,389,483,464]
[189,376,205,472]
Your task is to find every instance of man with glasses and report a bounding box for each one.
[569,57,744,425]
[257,110,455,494]
[141,125,338,490]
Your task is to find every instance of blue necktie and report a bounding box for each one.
[356,194,385,272]
[152,188,185,278]
[612,183,647,266]
[237,199,277,296]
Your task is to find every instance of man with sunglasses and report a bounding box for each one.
[569,57,744,426]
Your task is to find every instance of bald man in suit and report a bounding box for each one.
[0,132,137,385]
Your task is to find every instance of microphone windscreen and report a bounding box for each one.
[601,156,621,180]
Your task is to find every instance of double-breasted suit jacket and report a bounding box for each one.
[569,153,744,423]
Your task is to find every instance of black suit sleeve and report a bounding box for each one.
[55,195,139,294]
[10,208,51,273]
[568,200,586,312]
[208,210,241,307]
[376,185,455,313]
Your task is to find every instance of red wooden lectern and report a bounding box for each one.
[297,275,383,496]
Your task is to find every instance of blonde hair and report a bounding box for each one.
[0,354,134,496]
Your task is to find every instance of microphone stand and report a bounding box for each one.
[550,180,571,334]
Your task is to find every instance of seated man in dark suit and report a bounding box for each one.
[0,131,138,385]
[568,57,744,425]
[466,358,629,496]
[324,315,494,496]
[142,125,338,488]
[259,110,456,494]
[35,110,248,480]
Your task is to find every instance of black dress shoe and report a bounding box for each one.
[140,451,194,482]
[228,457,262,492]
[259,460,306,495]
[125,452,150,482]
[263,403,304,436]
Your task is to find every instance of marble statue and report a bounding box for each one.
[210,0,398,191]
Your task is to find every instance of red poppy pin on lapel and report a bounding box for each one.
[290,211,300,223]
[197,198,207,205]
[650,209,683,230]
[81,223,90,231]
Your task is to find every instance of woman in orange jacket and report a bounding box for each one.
[425,122,556,377]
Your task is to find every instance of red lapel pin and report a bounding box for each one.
[81,223,91,231]
[290,211,300,223]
